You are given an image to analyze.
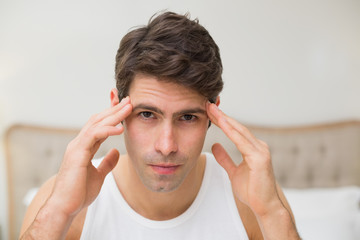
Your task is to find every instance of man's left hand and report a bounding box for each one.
[206,102,281,216]
[206,102,300,239]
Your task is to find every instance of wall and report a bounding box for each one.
[1,0,359,239]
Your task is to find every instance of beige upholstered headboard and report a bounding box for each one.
[5,121,360,239]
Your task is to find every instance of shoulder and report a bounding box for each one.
[234,198,263,240]
[66,208,87,239]
[20,175,87,239]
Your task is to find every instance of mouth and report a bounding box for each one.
[149,164,181,175]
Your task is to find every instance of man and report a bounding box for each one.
[20,12,300,239]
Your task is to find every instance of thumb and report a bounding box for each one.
[212,143,236,177]
[97,148,120,177]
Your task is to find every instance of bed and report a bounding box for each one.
[5,121,360,239]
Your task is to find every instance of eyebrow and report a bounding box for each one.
[132,104,207,116]
[133,104,164,115]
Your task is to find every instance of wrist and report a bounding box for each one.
[256,204,300,240]
[38,198,75,224]
[21,199,75,240]
[250,194,285,218]
[257,203,290,223]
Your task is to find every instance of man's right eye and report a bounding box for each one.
[139,111,154,119]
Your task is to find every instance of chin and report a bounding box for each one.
[144,178,185,193]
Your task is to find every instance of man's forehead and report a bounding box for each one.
[127,76,207,117]
[129,74,207,104]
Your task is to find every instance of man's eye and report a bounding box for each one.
[139,112,154,119]
[181,114,196,121]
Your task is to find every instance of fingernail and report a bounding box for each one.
[121,96,129,103]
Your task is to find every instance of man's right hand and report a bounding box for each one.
[20,96,132,239]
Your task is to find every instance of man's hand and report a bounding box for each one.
[21,96,132,239]
[50,96,132,216]
[207,102,300,239]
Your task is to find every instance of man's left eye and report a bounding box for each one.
[181,115,196,121]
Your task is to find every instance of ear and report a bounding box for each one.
[215,96,220,106]
[110,88,120,107]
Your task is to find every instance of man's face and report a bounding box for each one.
[123,74,209,193]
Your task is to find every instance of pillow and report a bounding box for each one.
[283,186,360,240]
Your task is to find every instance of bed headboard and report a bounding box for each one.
[5,121,360,239]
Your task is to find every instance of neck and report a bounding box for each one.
[113,154,206,220]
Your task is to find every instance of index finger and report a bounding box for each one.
[206,103,259,153]
[78,98,132,151]
[85,96,131,127]
[82,96,131,131]
[98,102,132,127]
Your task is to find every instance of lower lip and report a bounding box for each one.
[150,165,179,175]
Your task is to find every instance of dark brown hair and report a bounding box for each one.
[115,11,223,103]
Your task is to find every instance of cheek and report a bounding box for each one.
[124,119,166,163]
[178,124,208,153]
[124,119,151,147]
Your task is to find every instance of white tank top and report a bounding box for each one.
[80,153,249,240]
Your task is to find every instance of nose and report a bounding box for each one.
[154,122,178,156]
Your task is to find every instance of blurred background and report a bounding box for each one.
[0,0,359,239]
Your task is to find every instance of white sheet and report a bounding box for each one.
[284,186,360,240]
